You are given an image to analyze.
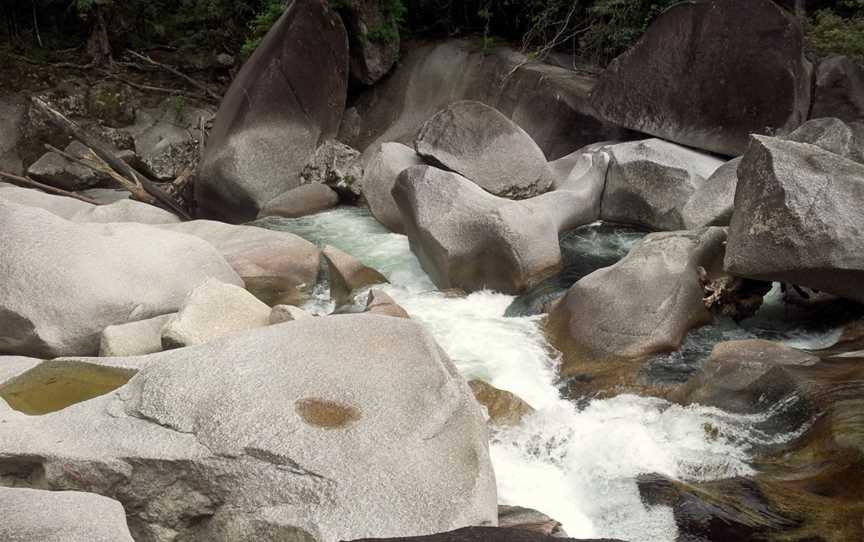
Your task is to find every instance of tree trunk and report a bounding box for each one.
[85,6,111,65]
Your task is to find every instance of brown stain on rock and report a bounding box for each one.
[295,398,361,429]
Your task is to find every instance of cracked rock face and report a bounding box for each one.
[0,315,497,541]
[414,101,554,199]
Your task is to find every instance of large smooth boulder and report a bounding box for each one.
[812,55,864,124]
[590,0,812,156]
[156,220,320,305]
[547,228,726,384]
[162,279,272,348]
[99,314,174,357]
[342,40,628,161]
[414,101,553,199]
[393,166,561,294]
[197,0,349,222]
[0,315,498,541]
[362,142,423,233]
[682,157,741,229]
[0,201,241,357]
[0,487,135,542]
[600,139,723,230]
[0,184,180,224]
[258,183,339,218]
[725,136,864,304]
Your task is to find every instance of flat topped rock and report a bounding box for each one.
[414,101,553,199]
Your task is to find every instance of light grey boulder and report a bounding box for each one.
[812,55,864,124]
[362,142,422,233]
[0,184,180,224]
[0,487,135,542]
[99,314,175,357]
[725,136,864,304]
[393,165,561,294]
[78,188,131,204]
[156,220,320,305]
[414,101,553,199]
[197,0,349,222]
[300,139,364,199]
[162,279,272,348]
[683,157,741,229]
[269,304,313,324]
[258,183,339,218]
[0,93,26,175]
[547,228,726,384]
[0,315,498,541]
[26,141,106,190]
[601,139,724,230]
[0,356,43,385]
[0,201,241,357]
[525,142,615,232]
[786,117,864,164]
[322,245,389,306]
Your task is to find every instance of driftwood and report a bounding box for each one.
[126,49,221,101]
[44,144,155,204]
[30,96,191,220]
[0,170,101,205]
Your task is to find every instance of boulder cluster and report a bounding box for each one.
[2,0,864,540]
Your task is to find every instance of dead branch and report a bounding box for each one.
[45,144,155,204]
[30,96,191,220]
[126,49,221,101]
[98,71,206,100]
[0,170,101,205]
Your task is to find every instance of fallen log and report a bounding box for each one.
[0,170,101,205]
[29,96,191,220]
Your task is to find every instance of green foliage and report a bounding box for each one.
[365,0,407,44]
[241,0,286,57]
[806,8,864,60]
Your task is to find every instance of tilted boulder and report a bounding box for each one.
[682,157,741,229]
[812,55,864,124]
[601,139,723,231]
[468,380,534,427]
[365,289,409,319]
[590,0,811,156]
[322,245,389,305]
[547,228,726,386]
[362,141,422,233]
[393,166,561,294]
[0,201,241,357]
[156,220,320,305]
[99,314,174,357]
[725,136,864,304]
[414,101,554,199]
[258,183,339,219]
[342,40,628,162]
[0,487,135,542]
[197,0,348,221]
[0,315,498,541]
[0,184,181,224]
[161,279,272,348]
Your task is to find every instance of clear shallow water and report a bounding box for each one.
[254,208,800,541]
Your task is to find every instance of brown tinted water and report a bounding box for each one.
[0,362,132,415]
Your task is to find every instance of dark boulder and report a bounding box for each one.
[197,0,349,222]
[338,0,400,85]
[812,55,864,124]
[590,0,811,156]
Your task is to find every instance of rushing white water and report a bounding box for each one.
[254,208,801,541]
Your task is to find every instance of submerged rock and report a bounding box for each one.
[0,315,498,541]
[0,487,135,542]
[394,165,561,294]
[590,0,811,156]
[600,139,724,231]
[259,183,339,219]
[497,506,567,537]
[812,55,864,123]
[161,279,272,348]
[362,141,423,233]
[322,245,389,306]
[197,0,349,221]
[468,380,534,427]
[0,201,241,357]
[414,101,553,199]
[725,136,864,304]
[547,228,726,391]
